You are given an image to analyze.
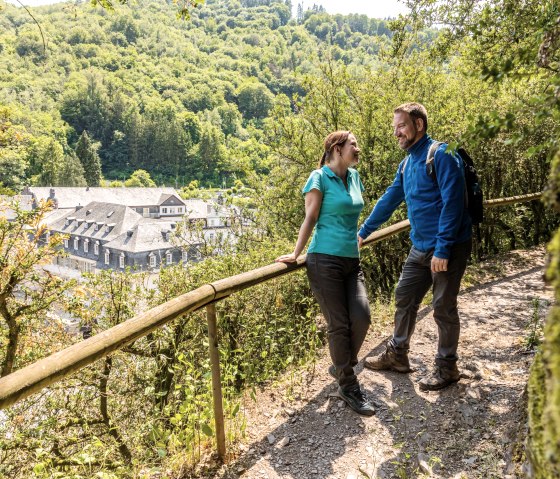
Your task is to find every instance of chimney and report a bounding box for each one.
[127,230,134,237]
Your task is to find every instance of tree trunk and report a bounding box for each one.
[1,313,20,377]
[100,356,132,463]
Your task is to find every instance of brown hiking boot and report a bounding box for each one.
[419,364,460,391]
[364,346,411,373]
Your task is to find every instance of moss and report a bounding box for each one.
[527,149,560,477]
[528,351,548,477]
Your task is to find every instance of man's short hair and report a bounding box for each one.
[394,102,428,132]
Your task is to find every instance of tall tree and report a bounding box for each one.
[75,130,102,186]
[56,151,87,187]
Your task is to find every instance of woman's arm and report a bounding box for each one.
[275,189,322,263]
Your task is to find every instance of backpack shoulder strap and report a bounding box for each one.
[400,154,411,176]
[426,141,444,181]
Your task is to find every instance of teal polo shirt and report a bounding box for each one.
[303,165,364,258]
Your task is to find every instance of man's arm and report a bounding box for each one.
[433,145,467,261]
[358,164,405,243]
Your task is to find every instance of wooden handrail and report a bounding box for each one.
[0,191,543,410]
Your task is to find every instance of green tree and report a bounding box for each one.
[236,81,274,121]
[56,151,87,187]
[0,200,72,376]
[125,169,156,187]
[0,107,29,190]
[75,130,102,186]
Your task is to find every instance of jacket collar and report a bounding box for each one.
[407,134,431,156]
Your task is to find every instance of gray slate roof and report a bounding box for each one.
[104,220,181,253]
[25,187,184,209]
[48,202,143,242]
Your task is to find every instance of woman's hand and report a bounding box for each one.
[275,253,298,263]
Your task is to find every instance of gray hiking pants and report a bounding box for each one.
[389,239,472,366]
[306,253,371,388]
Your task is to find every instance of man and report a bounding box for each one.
[358,102,472,391]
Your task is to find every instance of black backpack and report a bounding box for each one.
[426,141,484,225]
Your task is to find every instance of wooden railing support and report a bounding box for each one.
[206,303,226,461]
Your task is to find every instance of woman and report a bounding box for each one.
[276,130,374,416]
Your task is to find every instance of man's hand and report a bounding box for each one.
[431,256,448,273]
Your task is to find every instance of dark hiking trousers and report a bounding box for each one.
[389,239,472,366]
[306,253,371,388]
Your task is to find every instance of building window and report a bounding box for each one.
[166,251,173,265]
[162,207,167,214]
[143,208,149,217]
[209,232,215,241]
[178,207,183,213]
[182,250,188,263]
[94,242,99,255]
[119,253,125,269]
[84,239,89,253]
[149,254,156,268]
[104,250,110,265]
[64,238,69,248]
[74,237,79,250]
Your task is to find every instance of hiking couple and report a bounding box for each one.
[276,102,472,416]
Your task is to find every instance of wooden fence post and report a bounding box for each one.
[206,303,226,461]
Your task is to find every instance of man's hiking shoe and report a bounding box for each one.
[338,384,375,416]
[364,346,411,373]
[419,365,460,391]
[328,364,337,380]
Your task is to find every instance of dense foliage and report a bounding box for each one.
[0,0,400,188]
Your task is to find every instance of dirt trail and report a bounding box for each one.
[213,248,553,479]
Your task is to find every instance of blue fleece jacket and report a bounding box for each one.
[358,134,471,259]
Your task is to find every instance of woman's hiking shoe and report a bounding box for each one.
[364,346,411,373]
[419,365,460,391]
[338,384,376,416]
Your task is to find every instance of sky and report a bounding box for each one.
[6,0,411,19]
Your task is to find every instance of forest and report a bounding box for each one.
[1,0,559,477]
[0,0,409,188]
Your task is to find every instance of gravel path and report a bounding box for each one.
[212,248,553,479]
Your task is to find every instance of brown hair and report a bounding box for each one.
[394,102,428,132]
[318,130,351,168]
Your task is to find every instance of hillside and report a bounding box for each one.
[0,0,408,188]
